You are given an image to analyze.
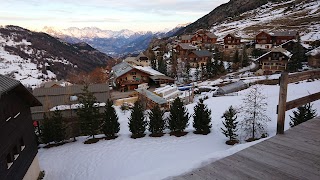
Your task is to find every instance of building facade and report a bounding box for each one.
[0,75,42,180]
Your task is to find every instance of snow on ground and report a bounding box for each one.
[38,79,320,180]
[0,35,56,87]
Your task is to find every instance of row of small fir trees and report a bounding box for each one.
[128,97,212,138]
[41,85,121,144]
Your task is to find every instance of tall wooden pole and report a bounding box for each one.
[277,72,288,134]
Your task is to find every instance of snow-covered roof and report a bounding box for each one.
[217,81,247,94]
[271,31,298,37]
[152,46,160,51]
[181,35,194,40]
[135,88,167,105]
[306,46,320,56]
[112,62,134,78]
[134,66,164,76]
[178,43,197,50]
[205,33,218,39]
[255,47,292,61]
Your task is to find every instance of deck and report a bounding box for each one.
[173,117,320,180]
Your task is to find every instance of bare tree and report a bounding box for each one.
[240,85,270,141]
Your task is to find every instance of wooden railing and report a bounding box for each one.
[277,69,320,134]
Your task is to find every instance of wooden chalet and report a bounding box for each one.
[124,52,150,67]
[187,50,213,68]
[176,43,198,57]
[0,75,42,180]
[111,62,174,92]
[255,31,298,49]
[306,46,320,68]
[255,31,273,49]
[256,47,292,75]
[223,34,241,49]
[181,35,193,43]
[272,31,298,45]
[191,29,217,47]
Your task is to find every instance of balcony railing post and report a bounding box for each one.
[277,72,288,134]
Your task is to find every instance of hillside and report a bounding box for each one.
[172,0,320,44]
[0,26,114,87]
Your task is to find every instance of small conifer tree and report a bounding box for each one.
[51,109,66,143]
[102,100,120,139]
[128,101,147,138]
[41,113,54,144]
[289,103,317,127]
[77,85,100,139]
[168,97,189,136]
[148,105,165,137]
[221,106,239,145]
[193,99,212,135]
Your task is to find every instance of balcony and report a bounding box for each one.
[119,79,146,85]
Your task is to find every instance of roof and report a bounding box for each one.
[111,62,134,78]
[306,46,320,56]
[218,81,247,94]
[152,46,160,51]
[40,80,65,88]
[191,50,212,57]
[136,52,149,60]
[178,43,197,50]
[149,75,174,81]
[206,33,218,39]
[278,39,297,47]
[224,34,241,39]
[0,75,42,106]
[134,66,164,76]
[124,57,143,66]
[0,74,21,96]
[271,31,298,37]
[181,35,193,41]
[255,47,292,61]
[33,83,110,97]
[135,88,167,105]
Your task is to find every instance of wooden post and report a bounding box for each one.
[277,72,288,134]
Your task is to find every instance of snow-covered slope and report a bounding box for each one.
[38,79,320,180]
[0,32,56,87]
[211,0,320,42]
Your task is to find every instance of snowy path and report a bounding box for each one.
[38,80,320,180]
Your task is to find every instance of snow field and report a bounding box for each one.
[38,80,320,180]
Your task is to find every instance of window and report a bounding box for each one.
[133,76,136,80]
[70,96,78,102]
[131,72,136,75]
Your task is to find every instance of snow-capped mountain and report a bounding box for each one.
[42,26,184,56]
[0,25,114,87]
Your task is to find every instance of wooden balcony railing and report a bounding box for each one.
[276,69,320,134]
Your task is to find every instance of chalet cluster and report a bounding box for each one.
[151,28,315,75]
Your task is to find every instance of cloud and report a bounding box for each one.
[69,18,124,23]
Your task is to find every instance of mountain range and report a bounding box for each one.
[0,25,114,87]
[42,24,187,57]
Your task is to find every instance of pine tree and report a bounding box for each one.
[168,97,189,136]
[242,46,250,67]
[194,64,201,81]
[193,99,212,135]
[218,60,226,74]
[77,85,100,139]
[148,105,165,137]
[128,100,147,138]
[158,58,167,75]
[289,103,317,127]
[41,113,54,144]
[233,50,240,65]
[288,37,305,72]
[102,100,120,139]
[185,62,191,81]
[214,47,222,61]
[51,109,66,143]
[221,106,239,145]
[240,85,270,141]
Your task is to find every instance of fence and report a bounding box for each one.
[276,69,320,134]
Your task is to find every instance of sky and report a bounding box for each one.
[0,0,229,32]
